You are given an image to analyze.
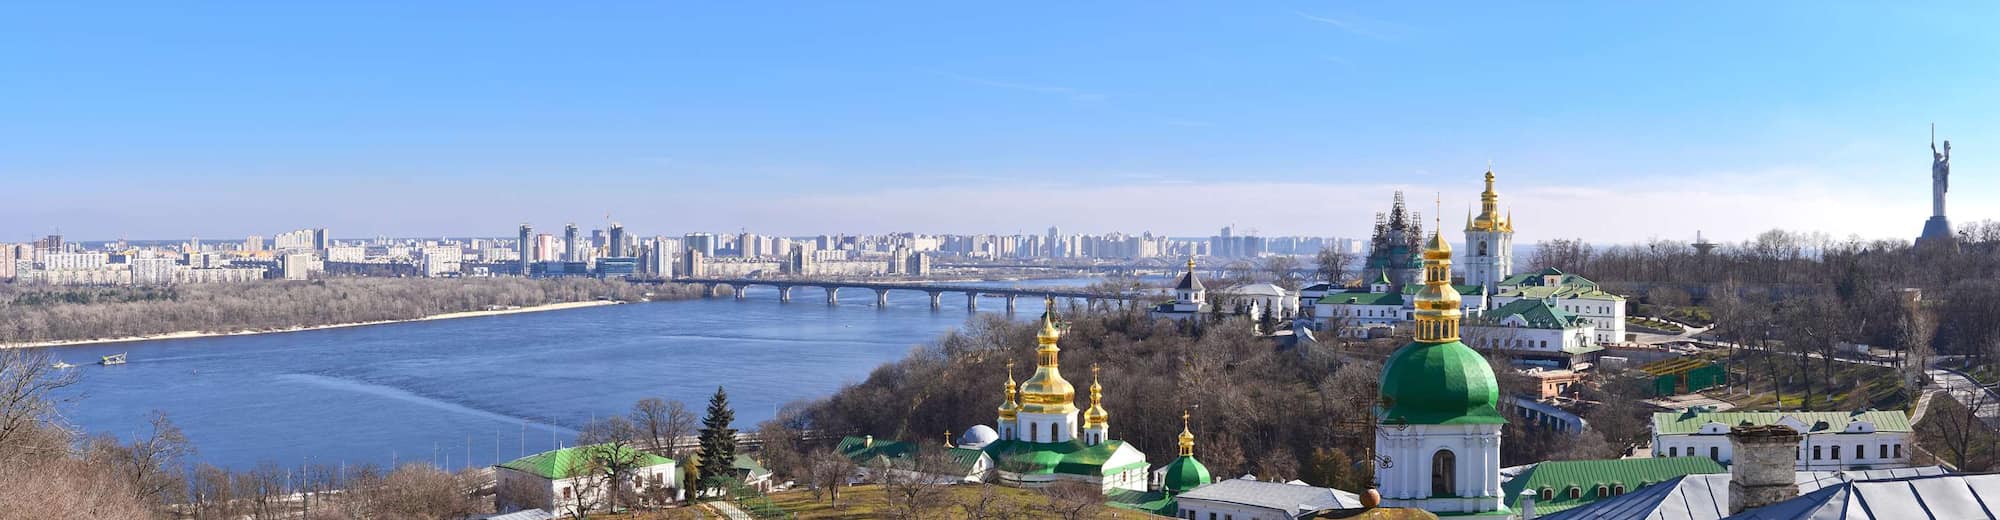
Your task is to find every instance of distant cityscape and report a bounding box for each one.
[0,224,1368,286]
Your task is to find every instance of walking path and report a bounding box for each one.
[704,501,753,520]
[1925,366,2000,427]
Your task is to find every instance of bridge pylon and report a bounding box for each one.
[928,291,943,311]
[875,289,890,308]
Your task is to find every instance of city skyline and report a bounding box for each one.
[6,2,1998,242]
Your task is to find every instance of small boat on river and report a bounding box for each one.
[51,361,76,369]
[100,353,127,366]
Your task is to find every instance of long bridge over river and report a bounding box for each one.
[635,277,1148,312]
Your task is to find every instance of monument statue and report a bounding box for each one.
[1933,139,1951,217]
[1919,125,1956,245]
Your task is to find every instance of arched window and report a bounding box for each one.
[1539,488,1554,501]
[1567,487,1582,499]
[1050,423,1059,442]
[1614,485,1626,495]
[1431,450,1456,497]
[1478,241,1489,257]
[1596,485,1608,498]
[1030,422,1039,443]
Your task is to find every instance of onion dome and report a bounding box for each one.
[1161,410,1212,494]
[997,360,1020,420]
[1018,303,1078,414]
[1378,229,1504,426]
[1083,364,1109,428]
[1467,168,1511,232]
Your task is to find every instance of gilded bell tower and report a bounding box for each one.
[1463,168,1514,295]
[1082,364,1110,445]
[1013,300,1081,443]
[997,360,1020,439]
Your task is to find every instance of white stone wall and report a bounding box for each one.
[1013,411,1080,443]
[1493,294,1625,344]
[1376,423,1504,514]
[1651,431,1911,470]
[1463,229,1513,293]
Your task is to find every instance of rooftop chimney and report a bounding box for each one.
[1728,425,1801,514]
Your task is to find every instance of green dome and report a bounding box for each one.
[1378,340,1505,425]
[1161,455,1211,494]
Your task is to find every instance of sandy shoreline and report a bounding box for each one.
[2,299,623,350]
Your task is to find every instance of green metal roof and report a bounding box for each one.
[1501,457,1725,515]
[834,436,984,475]
[1474,299,1589,330]
[1161,455,1212,494]
[1318,290,1403,306]
[497,444,675,480]
[1379,340,1505,425]
[981,439,1140,477]
[1651,410,1912,436]
[1107,489,1179,516]
[732,453,773,480]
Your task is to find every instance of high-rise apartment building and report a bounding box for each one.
[518,224,533,275]
[608,223,627,257]
[563,223,581,262]
[535,234,559,263]
[684,233,716,258]
[0,244,15,280]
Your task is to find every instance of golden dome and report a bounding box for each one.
[1018,304,1079,415]
[1423,229,1452,259]
[1467,168,1511,233]
[1083,364,1109,427]
[997,360,1020,419]
[1177,410,1196,456]
[1413,229,1462,343]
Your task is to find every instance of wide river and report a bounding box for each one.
[41,277,1125,471]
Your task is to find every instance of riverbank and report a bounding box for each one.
[2,299,622,350]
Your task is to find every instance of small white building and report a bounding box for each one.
[1151,258,1210,320]
[1214,283,1298,319]
[1649,410,1913,470]
[1461,298,1601,367]
[1172,478,1362,520]
[1491,267,1626,345]
[1313,272,1486,338]
[494,445,679,515]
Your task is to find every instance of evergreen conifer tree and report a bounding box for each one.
[696,385,737,484]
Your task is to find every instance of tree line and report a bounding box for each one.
[784,308,1634,492]
[0,277,705,345]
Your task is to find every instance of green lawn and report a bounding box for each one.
[1703,352,1914,412]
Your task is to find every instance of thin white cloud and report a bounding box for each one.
[744,168,1962,244]
[937,72,1107,102]
[1294,10,1389,39]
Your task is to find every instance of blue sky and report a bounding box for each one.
[4,2,1998,243]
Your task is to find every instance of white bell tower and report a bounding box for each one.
[1463,168,1514,295]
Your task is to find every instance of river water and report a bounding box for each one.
[40,278,1121,471]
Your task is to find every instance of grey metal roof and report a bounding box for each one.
[1723,472,2000,520]
[1176,269,1204,291]
[1176,478,1361,515]
[1542,467,1951,520]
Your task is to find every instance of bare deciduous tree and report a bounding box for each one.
[1041,480,1105,520]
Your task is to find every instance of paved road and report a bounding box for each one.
[1925,367,2000,427]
